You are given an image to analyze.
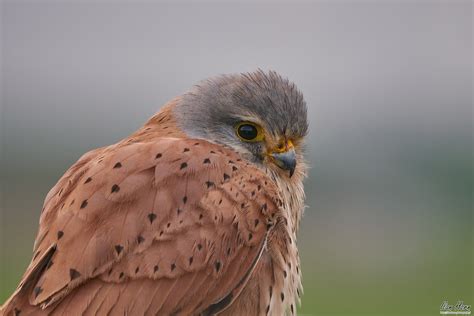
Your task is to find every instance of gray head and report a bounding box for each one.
[174,70,308,178]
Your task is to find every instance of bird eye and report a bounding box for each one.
[235,122,264,142]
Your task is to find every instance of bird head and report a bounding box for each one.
[173,70,308,179]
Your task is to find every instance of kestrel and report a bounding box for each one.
[1,70,308,316]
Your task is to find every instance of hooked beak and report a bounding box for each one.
[270,141,297,177]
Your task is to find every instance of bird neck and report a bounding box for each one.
[127,98,187,142]
[268,166,307,236]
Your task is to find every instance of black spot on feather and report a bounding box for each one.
[69,268,81,280]
[34,286,42,298]
[115,245,124,255]
[148,213,157,223]
[111,184,120,193]
[205,181,214,188]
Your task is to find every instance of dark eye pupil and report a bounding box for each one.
[238,124,258,140]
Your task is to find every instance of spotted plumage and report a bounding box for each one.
[1,70,308,316]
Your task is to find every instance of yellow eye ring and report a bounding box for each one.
[235,122,265,142]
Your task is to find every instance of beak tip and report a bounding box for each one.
[271,149,297,178]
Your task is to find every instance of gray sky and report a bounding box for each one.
[2,2,471,172]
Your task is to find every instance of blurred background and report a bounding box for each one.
[1,1,472,315]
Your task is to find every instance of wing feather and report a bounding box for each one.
[1,138,282,316]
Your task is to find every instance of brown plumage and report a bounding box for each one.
[1,70,308,316]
